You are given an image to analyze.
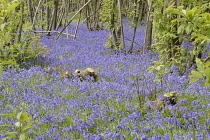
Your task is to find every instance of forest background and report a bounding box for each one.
[0,0,210,139]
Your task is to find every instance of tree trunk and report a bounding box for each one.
[73,11,82,39]
[168,0,181,59]
[117,0,125,49]
[144,1,153,53]
[85,0,91,30]
[27,0,33,24]
[57,0,91,39]
[129,0,141,53]
[52,0,58,30]
[16,2,24,43]
[110,12,118,49]
[46,0,50,31]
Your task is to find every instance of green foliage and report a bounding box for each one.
[166,4,210,44]
[189,58,210,86]
[99,0,118,30]
[44,0,54,7]
[100,0,123,49]
[152,1,210,79]
[0,0,45,72]
[165,3,210,86]
[0,111,32,140]
[148,61,171,82]
[152,0,180,65]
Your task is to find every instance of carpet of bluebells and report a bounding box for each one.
[0,21,210,140]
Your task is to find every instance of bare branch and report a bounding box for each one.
[33,30,75,37]
[56,0,91,39]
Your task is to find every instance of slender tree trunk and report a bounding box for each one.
[91,0,96,28]
[85,0,91,30]
[16,2,24,43]
[31,0,42,29]
[41,5,44,30]
[95,0,102,30]
[110,12,117,49]
[46,0,50,31]
[144,1,153,53]
[73,11,81,39]
[64,0,69,38]
[57,0,91,39]
[56,2,66,30]
[129,0,141,53]
[52,0,58,30]
[138,0,144,22]
[84,0,102,30]
[117,0,125,49]
[27,0,33,24]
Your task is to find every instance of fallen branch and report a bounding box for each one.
[124,36,142,47]
[33,30,74,37]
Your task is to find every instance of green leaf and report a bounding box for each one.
[189,77,199,83]
[20,123,32,132]
[152,61,162,65]
[0,65,2,77]
[20,112,30,123]
[154,79,164,82]
[17,111,23,121]
[182,9,186,15]
[171,18,187,23]
[192,7,202,15]
[15,122,21,127]
[155,65,162,71]
[4,136,17,139]
[165,7,182,15]
[186,10,193,21]
[178,23,186,34]
[148,68,154,73]
[196,58,205,74]
[204,67,210,79]
[178,6,184,10]
[4,131,18,136]
[190,70,203,78]
[204,61,210,67]
[0,124,17,127]
[0,23,5,31]
[205,78,210,86]
[12,2,21,9]
[185,24,193,34]
[0,113,16,118]
[19,133,26,140]
[8,2,20,13]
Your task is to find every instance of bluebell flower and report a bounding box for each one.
[141,134,148,140]
[1,17,209,140]
[207,119,210,124]
[129,111,141,119]
[162,134,171,140]
[142,127,151,133]
[179,99,189,105]
[192,100,199,108]
[94,134,103,140]
[207,133,210,140]
[133,126,140,133]
[105,132,114,138]
[196,132,205,140]
[151,133,161,140]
